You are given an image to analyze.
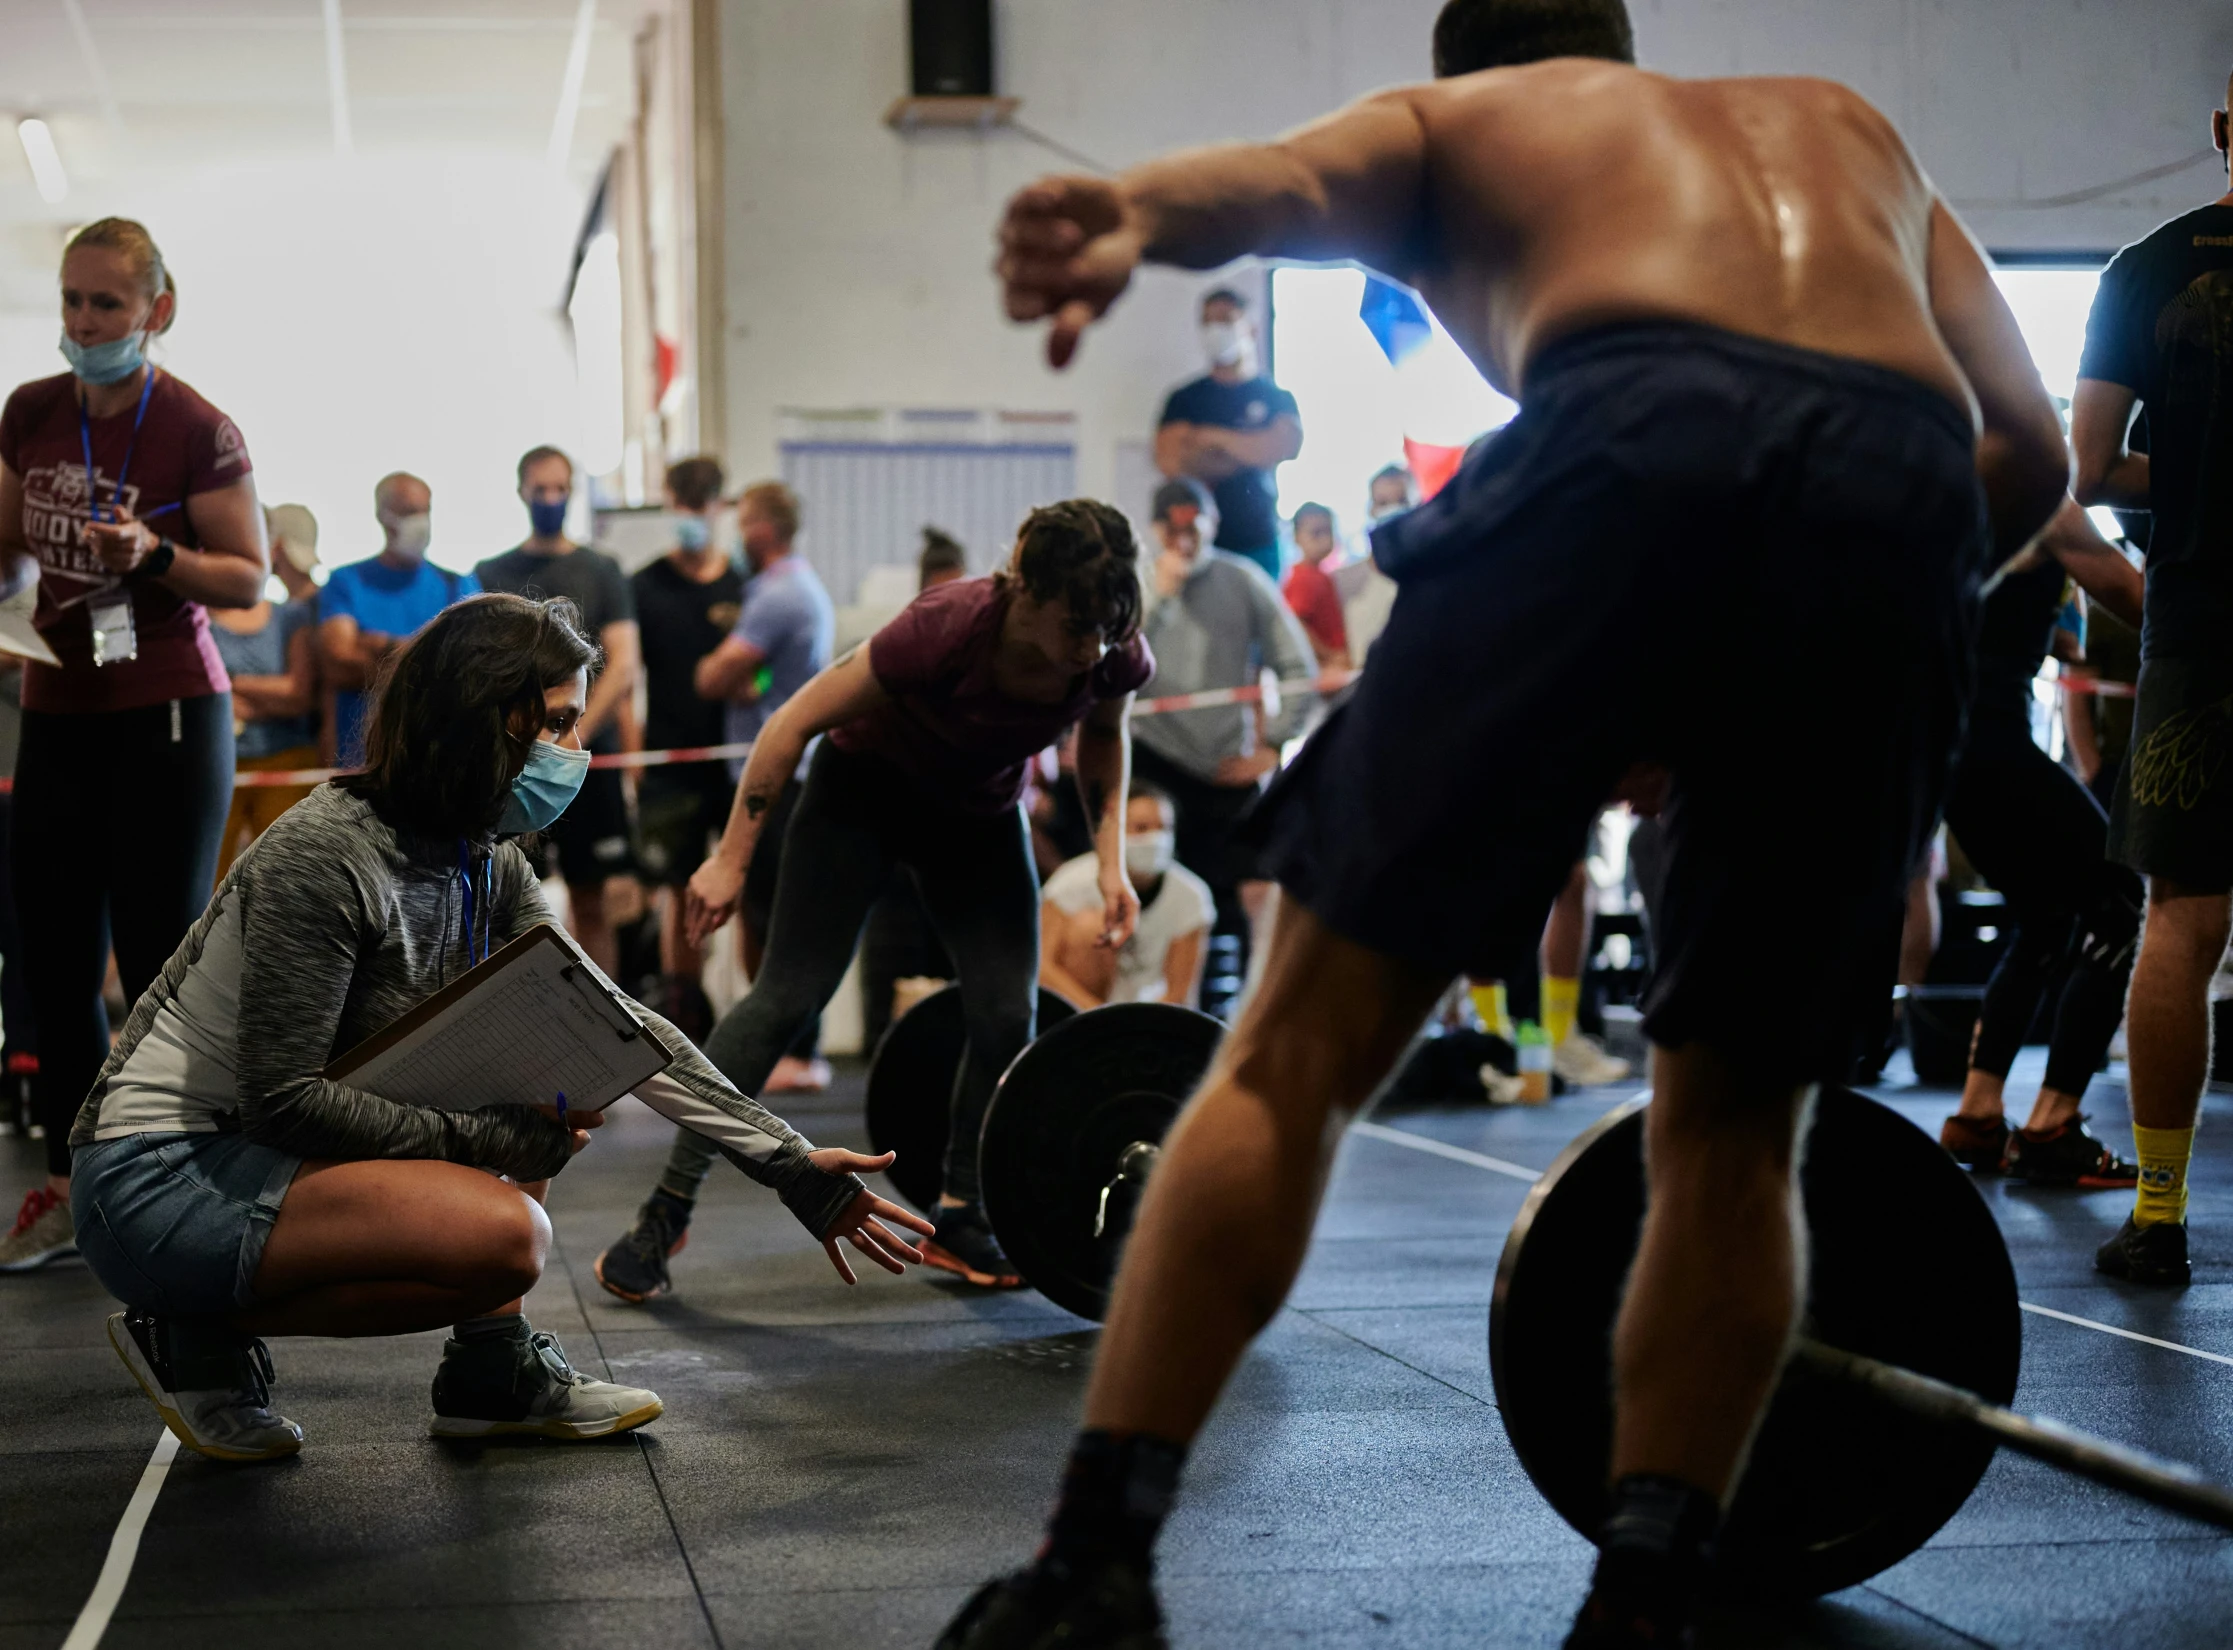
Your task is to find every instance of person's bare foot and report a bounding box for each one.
[764,1055,832,1095]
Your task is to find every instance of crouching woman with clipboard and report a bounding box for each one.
[64,592,931,1461]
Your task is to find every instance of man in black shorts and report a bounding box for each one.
[940,2,2069,1646]
[631,455,744,1038]
[2072,72,2233,1287]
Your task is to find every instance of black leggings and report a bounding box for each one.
[661,740,1042,1206]
[16,696,235,1176]
[1943,681,2141,1100]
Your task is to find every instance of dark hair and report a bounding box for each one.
[665,455,725,511]
[516,444,574,488]
[918,527,969,580]
[1152,476,1216,524]
[1369,462,1415,496]
[1292,501,1334,529]
[1003,499,1142,645]
[1431,0,1634,76]
[1200,286,1249,314]
[1128,777,1173,812]
[341,593,600,839]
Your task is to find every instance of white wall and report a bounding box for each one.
[718,0,2233,512]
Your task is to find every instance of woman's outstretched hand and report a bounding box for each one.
[807,1147,936,1284]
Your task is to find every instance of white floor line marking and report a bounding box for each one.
[62,1430,178,1650]
[1349,1120,1542,1183]
[1356,1118,2233,1372]
[2018,1302,2233,1369]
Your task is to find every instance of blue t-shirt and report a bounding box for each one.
[1157,373,1299,562]
[210,596,319,758]
[319,556,480,763]
[724,556,834,775]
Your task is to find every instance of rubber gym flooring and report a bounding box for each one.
[6,1049,2230,1649]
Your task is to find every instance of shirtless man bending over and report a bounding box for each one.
[937,3,2070,1647]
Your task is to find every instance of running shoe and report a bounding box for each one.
[0,1186,78,1272]
[1553,1033,1634,1089]
[429,1324,663,1440]
[107,1309,302,1462]
[764,1055,833,1094]
[2006,1116,2140,1188]
[923,1203,1025,1288]
[934,1556,1168,1650]
[2095,1216,2191,1287]
[593,1190,691,1303]
[1937,1112,2011,1174]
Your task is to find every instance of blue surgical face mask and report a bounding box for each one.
[499,738,591,833]
[672,513,710,553]
[60,329,148,387]
[527,498,569,540]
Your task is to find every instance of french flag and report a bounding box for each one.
[1357,276,1505,501]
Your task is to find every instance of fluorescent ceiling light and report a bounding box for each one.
[17,119,67,204]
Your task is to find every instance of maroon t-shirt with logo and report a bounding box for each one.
[829,574,1153,815]
[0,368,247,713]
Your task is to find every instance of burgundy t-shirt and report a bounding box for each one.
[0,368,247,713]
[829,575,1154,815]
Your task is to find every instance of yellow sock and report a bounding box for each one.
[1543,975,1581,1049]
[1471,983,1515,1042]
[2132,1125,2195,1227]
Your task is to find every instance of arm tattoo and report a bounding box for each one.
[744,790,773,821]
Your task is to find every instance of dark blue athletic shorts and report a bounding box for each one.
[1251,321,1989,1082]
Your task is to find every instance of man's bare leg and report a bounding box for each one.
[1085,897,1446,1438]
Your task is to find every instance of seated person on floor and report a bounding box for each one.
[68,593,928,1463]
[1042,781,1212,1010]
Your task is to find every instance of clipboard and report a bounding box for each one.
[324,922,672,1114]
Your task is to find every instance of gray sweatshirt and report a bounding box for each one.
[72,783,862,1239]
[1132,550,1318,783]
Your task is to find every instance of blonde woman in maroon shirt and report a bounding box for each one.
[0,218,266,1272]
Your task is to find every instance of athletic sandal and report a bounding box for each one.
[2095,1216,2191,1287]
[593,1191,691,1304]
[429,1324,663,1440]
[933,1557,1168,1650]
[923,1204,1025,1289]
[0,1186,79,1272]
[2006,1116,2140,1189]
[1938,1112,2010,1174]
[107,1309,303,1462]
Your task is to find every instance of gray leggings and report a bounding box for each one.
[660,739,1043,1206]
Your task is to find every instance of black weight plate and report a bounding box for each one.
[865,985,1075,1214]
[1490,1086,2020,1598]
[980,1001,1223,1321]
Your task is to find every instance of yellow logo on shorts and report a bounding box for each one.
[2130,693,2233,812]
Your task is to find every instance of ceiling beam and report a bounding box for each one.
[323,0,355,155]
[58,0,124,133]
[548,0,597,170]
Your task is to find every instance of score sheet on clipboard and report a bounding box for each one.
[324,923,671,1113]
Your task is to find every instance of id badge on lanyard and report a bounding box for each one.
[80,371,155,670]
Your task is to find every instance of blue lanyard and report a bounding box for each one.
[78,368,156,526]
[455,841,493,968]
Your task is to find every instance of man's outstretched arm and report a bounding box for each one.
[998,88,1432,367]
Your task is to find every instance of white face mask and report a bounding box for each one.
[382,511,432,556]
[1125,829,1176,881]
[1201,321,1249,368]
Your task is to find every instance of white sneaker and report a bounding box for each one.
[429,1325,663,1440]
[0,1187,78,1272]
[1552,1033,1633,1088]
[764,1055,833,1094]
[108,1311,304,1462]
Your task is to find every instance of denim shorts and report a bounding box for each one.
[72,1132,303,1315]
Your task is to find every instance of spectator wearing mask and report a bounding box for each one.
[1041,781,1211,1010]
[1155,288,1302,584]
[693,480,835,1093]
[1281,502,1349,672]
[210,502,322,879]
[1332,463,1413,665]
[630,455,744,1040]
[1131,478,1315,1002]
[474,446,641,976]
[319,472,478,767]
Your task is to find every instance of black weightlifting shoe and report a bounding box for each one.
[2095,1215,2191,1287]
[2006,1115,2139,1189]
[1938,1111,2010,1173]
[922,1203,1025,1289]
[593,1190,692,1304]
[933,1557,1167,1650]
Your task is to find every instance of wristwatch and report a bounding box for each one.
[133,536,178,582]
